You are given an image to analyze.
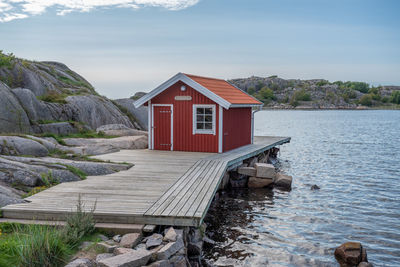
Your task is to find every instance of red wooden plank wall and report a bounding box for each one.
[223,107,252,152]
[151,81,219,153]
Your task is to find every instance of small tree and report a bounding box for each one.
[359,94,373,106]
[390,91,400,104]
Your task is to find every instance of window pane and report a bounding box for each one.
[197,123,204,129]
[204,123,213,129]
[204,115,212,122]
[196,115,204,122]
[197,108,204,115]
[204,108,213,115]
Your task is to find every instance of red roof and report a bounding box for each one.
[185,74,262,105]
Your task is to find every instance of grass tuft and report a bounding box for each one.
[37,90,68,104]
[0,196,97,267]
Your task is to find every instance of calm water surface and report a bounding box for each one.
[203,110,400,267]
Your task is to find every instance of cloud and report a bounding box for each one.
[0,0,199,22]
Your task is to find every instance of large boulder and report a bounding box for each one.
[334,242,368,267]
[34,122,79,135]
[96,124,148,137]
[0,183,25,207]
[11,88,55,122]
[0,136,48,156]
[64,136,148,151]
[254,162,276,179]
[114,98,148,130]
[66,95,134,130]
[248,176,273,188]
[98,249,152,267]
[274,173,293,190]
[0,82,31,133]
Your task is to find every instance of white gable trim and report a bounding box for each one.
[134,73,232,109]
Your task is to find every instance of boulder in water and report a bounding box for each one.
[334,242,368,266]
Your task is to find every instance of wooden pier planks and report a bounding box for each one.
[1,136,290,227]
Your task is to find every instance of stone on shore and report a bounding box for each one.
[254,163,276,179]
[146,260,170,267]
[96,242,117,253]
[163,227,178,242]
[237,166,256,177]
[358,262,373,267]
[248,176,273,188]
[112,235,122,243]
[65,258,95,267]
[274,173,293,190]
[334,242,368,266]
[96,253,114,262]
[113,247,134,255]
[156,238,184,260]
[146,233,163,249]
[98,249,152,267]
[120,233,142,248]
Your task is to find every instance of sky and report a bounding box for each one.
[0,0,399,98]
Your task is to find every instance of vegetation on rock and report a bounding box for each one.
[229,75,400,109]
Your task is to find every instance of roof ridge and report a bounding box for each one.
[183,73,227,82]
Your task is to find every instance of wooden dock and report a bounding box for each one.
[1,136,290,227]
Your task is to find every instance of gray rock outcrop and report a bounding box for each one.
[0,55,142,134]
[0,136,49,156]
[0,83,31,133]
[114,98,148,130]
[96,124,148,137]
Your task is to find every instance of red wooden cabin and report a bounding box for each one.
[134,73,262,153]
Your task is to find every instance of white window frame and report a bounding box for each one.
[192,104,216,135]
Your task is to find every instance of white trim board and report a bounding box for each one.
[151,104,174,151]
[218,105,223,153]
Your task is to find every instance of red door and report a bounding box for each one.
[153,105,172,150]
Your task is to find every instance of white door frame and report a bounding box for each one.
[151,104,174,151]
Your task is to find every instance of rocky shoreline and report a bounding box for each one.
[0,124,148,208]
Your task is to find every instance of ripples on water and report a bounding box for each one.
[203,110,400,267]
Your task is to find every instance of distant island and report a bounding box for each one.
[229,76,400,110]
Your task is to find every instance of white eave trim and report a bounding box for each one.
[230,103,263,108]
[134,72,232,109]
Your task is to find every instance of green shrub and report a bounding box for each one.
[359,94,373,106]
[390,91,400,104]
[0,50,15,69]
[295,89,311,101]
[256,86,276,103]
[316,80,329,86]
[349,81,370,93]
[289,89,312,106]
[247,87,255,95]
[382,96,390,103]
[37,90,68,104]
[62,195,96,248]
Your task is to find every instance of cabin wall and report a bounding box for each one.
[151,81,220,153]
[222,107,252,152]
